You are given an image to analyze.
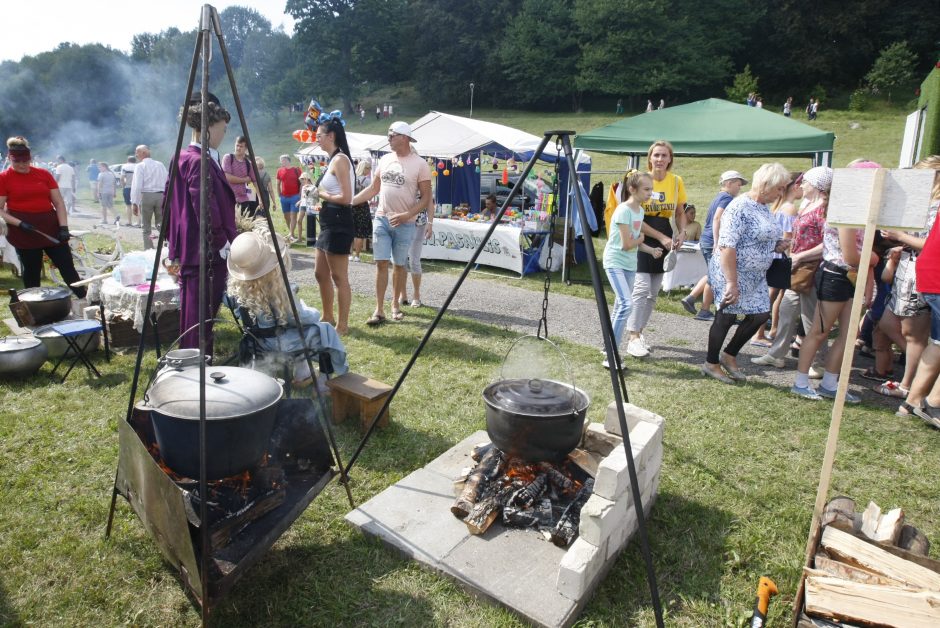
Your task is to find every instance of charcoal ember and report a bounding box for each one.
[550,478,594,547]
[539,462,576,493]
[512,473,547,509]
[503,503,539,527]
[535,498,554,529]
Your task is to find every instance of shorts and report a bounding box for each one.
[122,187,131,205]
[924,292,940,344]
[280,194,301,213]
[372,215,416,266]
[817,268,854,302]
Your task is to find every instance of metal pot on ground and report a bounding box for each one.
[0,336,49,376]
[145,366,283,480]
[483,378,589,462]
[15,287,72,325]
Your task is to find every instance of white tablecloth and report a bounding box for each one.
[99,277,180,332]
[661,243,707,292]
[422,218,527,275]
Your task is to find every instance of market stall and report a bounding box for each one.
[421,217,550,276]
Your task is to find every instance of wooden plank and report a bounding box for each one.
[810,556,904,587]
[860,501,881,539]
[820,526,940,590]
[805,574,940,628]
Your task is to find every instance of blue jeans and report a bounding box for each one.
[605,267,635,346]
[924,292,940,344]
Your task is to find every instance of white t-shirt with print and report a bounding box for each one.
[374,151,431,223]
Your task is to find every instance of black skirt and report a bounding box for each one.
[315,202,355,255]
[351,203,372,239]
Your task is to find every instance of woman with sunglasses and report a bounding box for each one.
[0,136,86,298]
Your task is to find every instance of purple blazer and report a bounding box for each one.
[167,144,237,266]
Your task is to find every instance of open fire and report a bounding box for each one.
[451,443,595,546]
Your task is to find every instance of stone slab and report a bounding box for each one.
[346,429,599,628]
[604,402,664,437]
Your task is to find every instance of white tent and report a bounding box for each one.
[295,131,384,162]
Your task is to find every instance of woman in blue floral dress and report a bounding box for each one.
[701,163,790,383]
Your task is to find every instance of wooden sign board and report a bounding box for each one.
[827,168,934,229]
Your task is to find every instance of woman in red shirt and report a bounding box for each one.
[0,136,85,297]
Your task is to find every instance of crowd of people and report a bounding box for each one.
[602,139,940,427]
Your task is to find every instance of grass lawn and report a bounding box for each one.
[3,102,936,626]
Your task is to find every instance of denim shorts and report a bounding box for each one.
[924,292,940,344]
[372,215,416,266]
[817,268,854,302]
[280,194,301,213]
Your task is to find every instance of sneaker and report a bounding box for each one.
[791,385,822,400]
[639,334,653,352]
[353,255,361,262]
[817,385,860,404]
[626,337,649,358]
[808,366,824,379]
[751,354,785,368]
[694,309,714,321]
[680,296,696,315]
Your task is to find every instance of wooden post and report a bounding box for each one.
[793,168,886,623]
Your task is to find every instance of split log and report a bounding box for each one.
[860,501,881,540]
[451,446,504,519]
[820,526,940,591]
[811,554,904,587]
[804,574,940,628]
[567,448,599,478]
[465,484,514,535]
[550,478,594,548]
[538,462,576,493]
[899,524,931,556]
[872,507,904,545]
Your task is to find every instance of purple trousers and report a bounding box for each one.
[178,261,227,356]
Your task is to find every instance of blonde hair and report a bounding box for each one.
[750,163,790,197]
[771,171,802,213]
[914,155,940,200]
[646,140,675,172]
[255,156,266,169]
[355,160,371,177]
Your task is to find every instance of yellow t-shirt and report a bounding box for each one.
[642,172,687,222]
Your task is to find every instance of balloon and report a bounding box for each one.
[432,170,438,177]
[292,129,314,143]
[475,166,480,173]
[437,161,445,170]
[443,169,450,176]
[458,159,465,167]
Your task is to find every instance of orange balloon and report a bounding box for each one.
[443,169,450,176]
[292,129,314,143]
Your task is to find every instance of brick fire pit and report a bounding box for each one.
[345,403,664,628]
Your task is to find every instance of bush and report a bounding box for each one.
[849,89,869,112]
[725,65,759,105]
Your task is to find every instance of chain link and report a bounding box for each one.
[536,138,563,339]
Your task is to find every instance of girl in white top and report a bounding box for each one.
[313,116,355,334]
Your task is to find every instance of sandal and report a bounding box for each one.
[860,367,893,382]
[874,381,908,398]
[366,314,386,326]
[896,401,920,418]
[749,339,772,348]
[913,402,940,429]
[391,310,404,321]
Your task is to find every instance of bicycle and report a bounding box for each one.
[46,224,124,287]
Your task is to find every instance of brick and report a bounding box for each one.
[630,421,662,472]
[607,503,639,560]
[604,402,664,437]
[581,422,622,457]
[556,536,609,601]
[594,445,629,500]
[579,493,627,547]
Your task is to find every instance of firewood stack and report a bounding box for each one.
[801,497,940,628]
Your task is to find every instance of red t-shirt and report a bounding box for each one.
[276,166,302,197]
[0,167,58,212]
[915,201,940,294]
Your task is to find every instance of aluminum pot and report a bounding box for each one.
[15,287,72,325]
[32,323,100,359]
[483,378,589,462]
[0,336,49,376]
[145,366,283,479]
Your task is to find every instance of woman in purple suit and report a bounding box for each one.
[164,93,237,357]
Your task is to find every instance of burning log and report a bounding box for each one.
[550,478,594,547]
[451,446,505,519]
[465,483,515,535]
[512,473,547,509]
[471,442,493,462]
[539,462,576,493]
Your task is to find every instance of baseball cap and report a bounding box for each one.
[719,170,748,185]
[388,121,416,142]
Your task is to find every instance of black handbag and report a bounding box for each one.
[766,256,792,289]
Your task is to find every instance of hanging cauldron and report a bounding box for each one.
[144,366,283,480]
[483,336,589,462]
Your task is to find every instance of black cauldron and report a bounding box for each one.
[483,378,589,462]
[145,366,283,479]
[16,287,72,325]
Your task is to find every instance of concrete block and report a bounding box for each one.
[579,493,627,547]
[594,445,630,501]
[604,402,664,437]
[607,503,639,560]
[630,421,662,472]
[640,443,664,489]
[581,422,622,457]
[556,536,609,601]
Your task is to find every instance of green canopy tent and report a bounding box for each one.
[575,98,834,166]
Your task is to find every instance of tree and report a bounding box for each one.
[865,41,918,103]
[725,65,759,104]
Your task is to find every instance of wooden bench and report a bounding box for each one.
[326,373,392,432]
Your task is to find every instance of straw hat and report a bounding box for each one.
[227,231,288,281]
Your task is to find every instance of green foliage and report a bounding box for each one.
[849,88,869,112]
[725,64,759,104]
[865,40,918,102]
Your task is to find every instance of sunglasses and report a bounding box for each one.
[387,132,401,139]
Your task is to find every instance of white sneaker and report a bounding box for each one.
[626,338,649,358]
[751,354,785,368]
[638,334,653,352]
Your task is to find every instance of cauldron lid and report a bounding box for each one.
[146,365,282,420]
[18,287,71,302]
[0,336,43,352]
[483,378,583,415]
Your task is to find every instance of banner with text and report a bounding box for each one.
[421,218,523,275]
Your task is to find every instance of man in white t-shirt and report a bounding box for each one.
[54,156,77,214]
[352,121,431,326]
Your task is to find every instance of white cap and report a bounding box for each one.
[388,121,416,142]
[719,170,748,184]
